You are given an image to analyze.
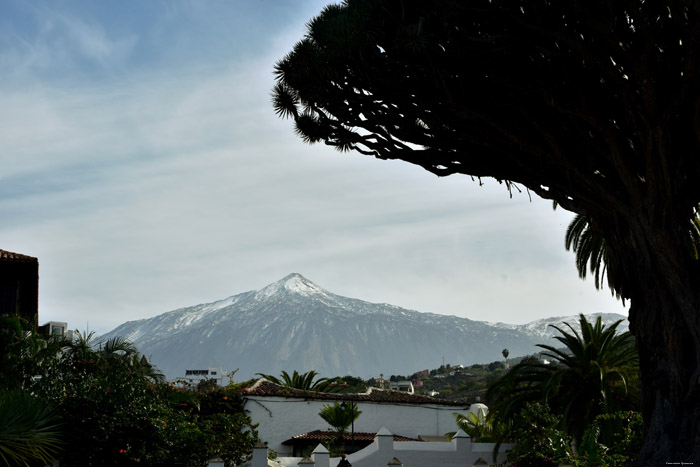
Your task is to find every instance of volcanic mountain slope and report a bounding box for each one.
[101,273,627,380]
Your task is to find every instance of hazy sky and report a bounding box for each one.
[1,0,627,335]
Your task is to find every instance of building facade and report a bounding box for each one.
[243,379,471,456]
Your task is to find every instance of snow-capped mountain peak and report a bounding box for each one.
[255,273,325,299]
[101,273,628,380]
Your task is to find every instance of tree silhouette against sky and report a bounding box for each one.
[272,0,700,463]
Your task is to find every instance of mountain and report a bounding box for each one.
[488,313,629,341]
[100,273,628,381]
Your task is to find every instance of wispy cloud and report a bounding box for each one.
[0,0,627,334]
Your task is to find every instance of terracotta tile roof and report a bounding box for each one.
[243,378,467,407]
[0,249,37,262]
[282,430,420,445]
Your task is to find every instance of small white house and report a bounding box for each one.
[178,367,230,386]
[243,378,471,456]
[388,380,414,394]
[38,321,74,340]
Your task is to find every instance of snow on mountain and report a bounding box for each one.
[101,273,628,381]
[488,313,629,341]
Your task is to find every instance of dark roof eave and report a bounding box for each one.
[0,249,38,262]
[282,430,421,445]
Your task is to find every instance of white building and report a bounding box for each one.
[38,321,74,340]
[388,380,414,394]
[243,378,471,457]
[178,367,230,386]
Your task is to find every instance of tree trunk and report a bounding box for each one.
[632,295,700,464]
[611,214,700,464]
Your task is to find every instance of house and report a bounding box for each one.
[388,380,414,394]
[178,367,231,386]
[242,378,471,457]
[0,249,39,325]
[37,321,73,340]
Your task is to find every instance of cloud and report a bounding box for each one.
[0,1,627,335]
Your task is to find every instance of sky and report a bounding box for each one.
[0,0,627,335]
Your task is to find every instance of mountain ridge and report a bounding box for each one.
[101,273,628,380]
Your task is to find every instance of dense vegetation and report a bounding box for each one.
[377,315,643,464]
[2,311,645,465]
[482,315,642,465]
[0,315,259,466]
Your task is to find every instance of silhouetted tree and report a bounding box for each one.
[273,1,700,462]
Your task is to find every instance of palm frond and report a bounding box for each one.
[0,391,62,465]
[487,314,639,444]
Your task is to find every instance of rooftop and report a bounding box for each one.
[283,430,420,445]
[243,378,467,407]
[0,249,37,262]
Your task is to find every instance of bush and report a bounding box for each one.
[506,403,574,466]
[573,411,644,466]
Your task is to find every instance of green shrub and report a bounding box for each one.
[573,411,644,466]
[506,403,574,466]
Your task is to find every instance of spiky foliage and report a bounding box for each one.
[565,214,618,297]
[0,315,48,391]
[318,401,362,454]
[564,211,700,301]
[488,314,638,444]
[0,391,61,466]
[256,370,342,392]
[453,406,508,443]
[319,401,362,435]
[57,331,164,384]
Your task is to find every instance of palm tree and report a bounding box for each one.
[487,314,638,444]
[256,370,342,392]
[58,331,163,383]
[318,402,361,453]
[100,335,164,383]
[453,406,500,441]
[0,315,48,390]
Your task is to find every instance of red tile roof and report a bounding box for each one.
[244,379,467,407]
[283,430,420,445]
[0,249,37,262]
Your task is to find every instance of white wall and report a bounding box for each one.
[242,431,514,467]
[244,395,469,455]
